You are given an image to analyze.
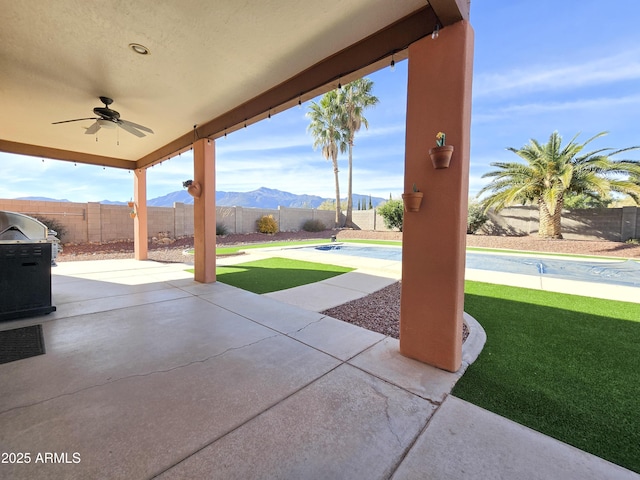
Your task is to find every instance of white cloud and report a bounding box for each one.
[216,132,311,153]
[473,94,640,124]
[474,50,640,99]
[359,123,405,138]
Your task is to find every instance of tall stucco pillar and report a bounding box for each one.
[193,138,216,283]
[134,168,148,260]
[400,21,474,372]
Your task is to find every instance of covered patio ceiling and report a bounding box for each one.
[0,0,468,171]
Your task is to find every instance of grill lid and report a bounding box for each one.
[0,211,48,242]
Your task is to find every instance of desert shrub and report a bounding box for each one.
[377,200,404,232]
[216,223,229,236]
[32,215,67,242]
[257,215,278,234]
[302,219,326,232]
[467,199,489,234]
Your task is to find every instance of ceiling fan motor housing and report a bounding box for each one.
[93,107,120,121]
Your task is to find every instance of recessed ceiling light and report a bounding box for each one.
[129,43,150,55]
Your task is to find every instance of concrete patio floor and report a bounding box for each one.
[1,258,637,479]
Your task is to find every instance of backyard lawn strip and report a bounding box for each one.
[213,257,353,294]
[455,281,640,473]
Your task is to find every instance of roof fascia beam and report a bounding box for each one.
[0,140,133,169]
[428,0,470,25]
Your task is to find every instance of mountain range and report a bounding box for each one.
[17,187,385,209]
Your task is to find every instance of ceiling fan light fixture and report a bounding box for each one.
[97,119,116,129]
[129,43,150,55]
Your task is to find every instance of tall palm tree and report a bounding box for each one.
[480,131,640,238]
[336,79,379,227]
[307,91,346,227]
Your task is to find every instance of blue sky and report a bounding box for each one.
[2,0,640,203]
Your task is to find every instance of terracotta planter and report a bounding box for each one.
[127,201,135,208]
[429,145,454,169]
[187,182,202,198]
[402,192,423,212]
[129,212,136,219]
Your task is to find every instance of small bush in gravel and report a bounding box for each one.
[302,219,326,232]
[467,199,489,234]
[257,215,278,234]
[377,200,404,231]
[216,223,229,236]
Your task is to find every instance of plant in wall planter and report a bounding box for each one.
[429,131,454,169]
[183,179,202,198]
[402,183,423,212]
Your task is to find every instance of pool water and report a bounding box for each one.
[308,244,640,288]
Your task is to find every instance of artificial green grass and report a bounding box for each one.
[211,257,353,294]
[455,281,640,473]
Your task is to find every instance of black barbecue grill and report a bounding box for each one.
[0,211,56,321]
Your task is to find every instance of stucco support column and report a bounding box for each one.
[193,138,216,283]
[134,168,148,260]
[400,21,473,372]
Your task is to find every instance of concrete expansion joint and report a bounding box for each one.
[343,336,387,364]
[153,362,347,478]
[0,334,280,415]
[388,398,444,479]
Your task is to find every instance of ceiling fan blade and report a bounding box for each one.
[84,121,101,135]
[117,121,146,137]
[52,117,98,125]
[119,119,154,134]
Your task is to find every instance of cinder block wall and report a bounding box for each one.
[3,199,635,243]
[481,206,639,241]
[0,199,89,243]
[278,207,335,232]
[100,204,133,242]
[148,206,175,239]
[351,209,394,231]
[216,206,236,234]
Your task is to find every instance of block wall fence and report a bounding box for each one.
[0,199,350,243]
[1,199,636,243]
[481,205,639,241]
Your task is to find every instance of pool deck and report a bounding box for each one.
[222,244,640,306]
[0,251,638,479]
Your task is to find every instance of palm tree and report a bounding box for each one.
[307,91,346,226]
[480,131,640,238]
[336,79,379,227]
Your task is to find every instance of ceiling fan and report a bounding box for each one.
[52,96,154,137]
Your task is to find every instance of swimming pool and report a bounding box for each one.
[308,244,640,288]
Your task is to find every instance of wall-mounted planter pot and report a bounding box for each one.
[187,182,202,198]
[429,145,454,169]
[402,192,423,212]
